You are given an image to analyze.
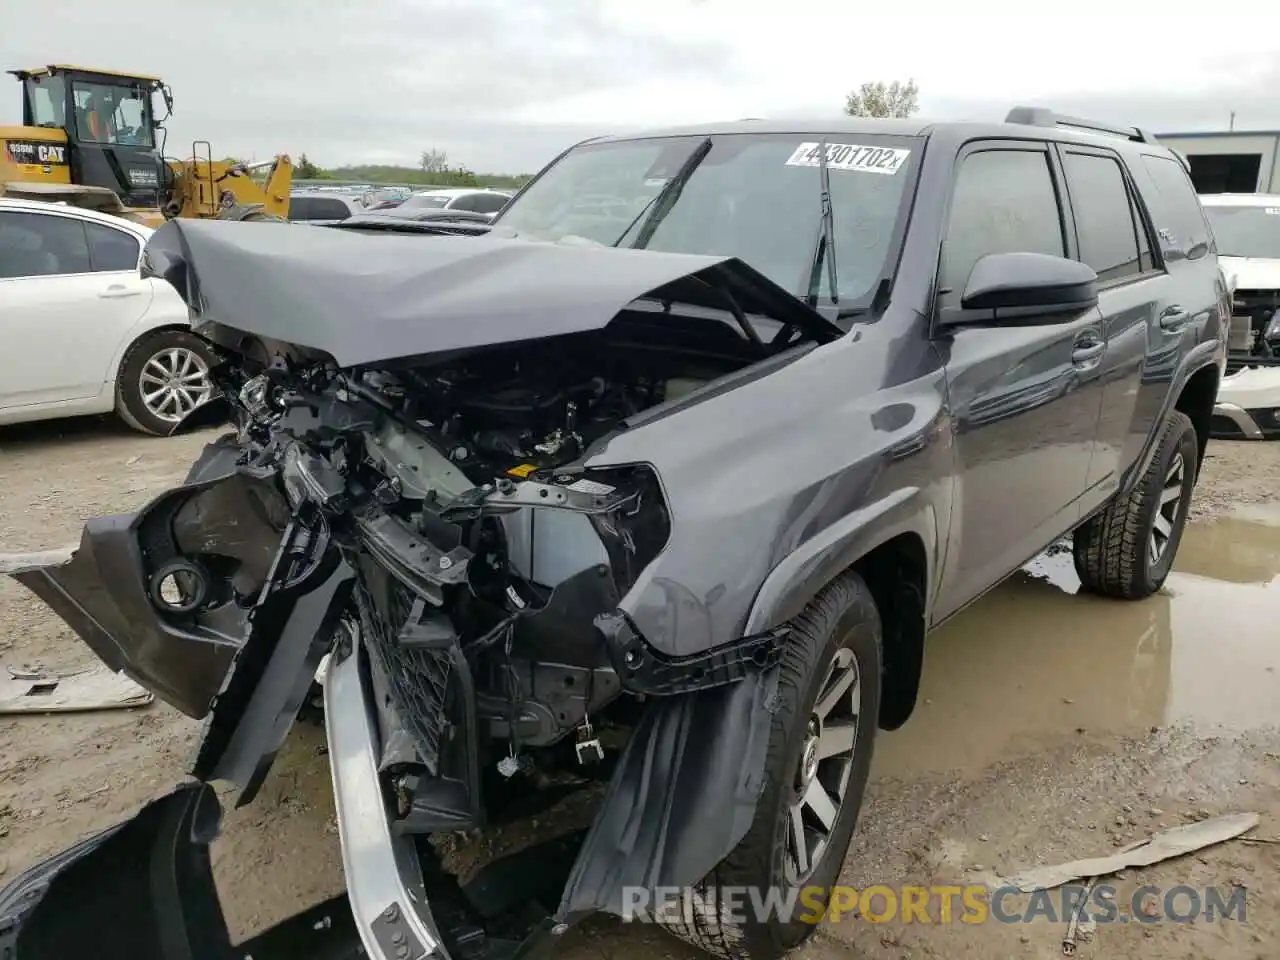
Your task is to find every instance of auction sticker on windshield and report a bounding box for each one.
[785,142,910,175]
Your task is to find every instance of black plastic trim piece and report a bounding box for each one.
[595,610,786,695]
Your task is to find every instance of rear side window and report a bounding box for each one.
[469,193,509,214]
[1062,152,1144,284]
[288,196,353,221]
[86,221,140,271]
[1139,155,1212,260]
[941,149,1065,298]
[0,211,92,278]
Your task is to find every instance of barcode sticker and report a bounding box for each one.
[784,142,911,175]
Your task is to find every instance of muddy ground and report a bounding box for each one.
[1,414,1278,960]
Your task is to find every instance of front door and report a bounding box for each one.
[932,142,1107,621]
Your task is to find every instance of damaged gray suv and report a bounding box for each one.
[1,108,1229,960]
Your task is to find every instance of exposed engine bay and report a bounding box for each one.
[363,336,714,478]
[165,310,796,834]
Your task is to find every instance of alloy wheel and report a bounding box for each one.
[139,346,214,423]
[783,647,861,885]
[1149,452,1185,566]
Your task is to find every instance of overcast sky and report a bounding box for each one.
[8,0,1280,174]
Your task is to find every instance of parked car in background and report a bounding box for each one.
[286,190,366,224]
[386,187,512,218]
[1198,193,1280,439]
[361,186,413,208]
[0,198,215,435]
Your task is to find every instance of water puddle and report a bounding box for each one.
[874,509,1280,777]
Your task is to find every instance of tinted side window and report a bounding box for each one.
[86,222,141,271]
[470,193,509,214]
[288,197,353,221]
[942,149,1064,298]
[1063,152,1141,283]
[317,198,353,220]
[448,194,479,212]
[0,211,91,278]
[1139,155,1211,259]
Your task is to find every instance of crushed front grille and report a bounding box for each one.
[356,576,453,773]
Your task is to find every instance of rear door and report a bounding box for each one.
[1055,145,1170,506]
[0,209,151,410]
[932,142,1108,620]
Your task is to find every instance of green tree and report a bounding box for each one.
[843,79,919,119]
[296,153,322,179]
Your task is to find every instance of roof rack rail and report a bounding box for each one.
[1005,106,1158,145]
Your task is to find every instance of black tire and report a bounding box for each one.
[1073,410,1198,599]
[659,571,883,959]
[115,329,218,437]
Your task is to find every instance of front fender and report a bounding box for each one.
[555,664,779,923]
[742,485,938,635]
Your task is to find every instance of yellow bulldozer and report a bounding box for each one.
[1,64,291,226]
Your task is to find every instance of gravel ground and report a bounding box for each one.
[1,414,1277,960]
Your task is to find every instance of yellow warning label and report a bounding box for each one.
[505,463,538,478]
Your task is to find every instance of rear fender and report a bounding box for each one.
[1122,342,1224,497]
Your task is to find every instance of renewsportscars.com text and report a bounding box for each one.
[622,883,1247,926]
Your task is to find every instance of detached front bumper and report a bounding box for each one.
[0,783,363,960]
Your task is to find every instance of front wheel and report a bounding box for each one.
[1073,410,1199,598]
[658,571,883,959]
[115,329,218,436]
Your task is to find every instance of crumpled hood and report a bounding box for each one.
[1220,256,1280,292]
[141,219,841,367]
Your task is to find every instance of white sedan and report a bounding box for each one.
[0,198,214,436]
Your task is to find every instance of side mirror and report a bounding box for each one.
[949,252,1098,325]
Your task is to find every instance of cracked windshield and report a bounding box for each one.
[496,133,918,303]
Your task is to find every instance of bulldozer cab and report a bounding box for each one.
[9,65,171,209]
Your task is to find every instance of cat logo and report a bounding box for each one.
[5,141,69,166]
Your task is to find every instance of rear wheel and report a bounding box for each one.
[658,571,882,959]
[1073,410,1198,598]
[115,329,218,436]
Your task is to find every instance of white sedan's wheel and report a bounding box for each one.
[138,345,213,424]
[116,330,218,436]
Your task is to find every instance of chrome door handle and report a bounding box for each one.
[99,285,142,299]
[1072,341,1105,364]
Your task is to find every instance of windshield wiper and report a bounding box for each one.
[804,140,839,308]
[614,137,714,249]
